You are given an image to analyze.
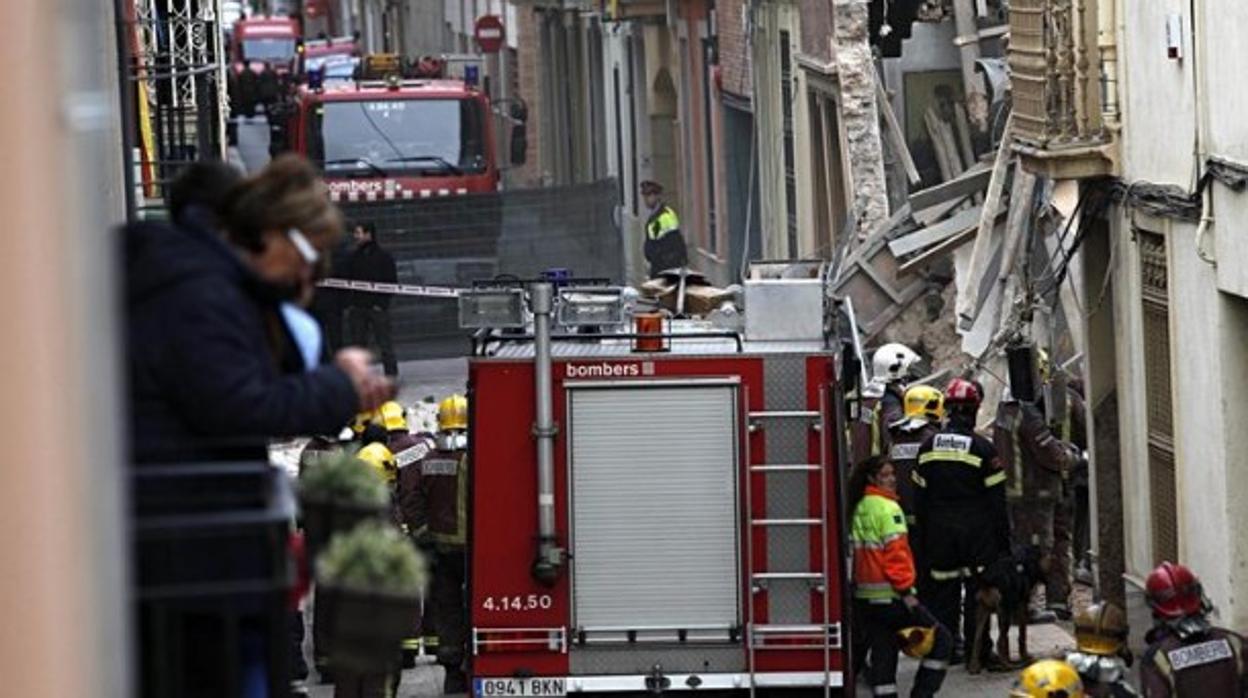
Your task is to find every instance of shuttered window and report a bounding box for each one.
[568,382,741,631]
[1139,231,1178,565]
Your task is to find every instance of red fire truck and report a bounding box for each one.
[284,54,522,204]
[459,265,858,697]
[230,15,301,72]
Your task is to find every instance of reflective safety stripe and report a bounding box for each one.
[920,659,949,671]
[929,568,966,581]
[647,208,681,239]
[872,684,899,696]
[918,450,984,467]
[984,471,1007,487]
[911,471,927,488]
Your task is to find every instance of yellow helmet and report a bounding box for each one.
[1009,659,1085,698]
[356,442,397,484]
[1074,601,1129,656]
[378,401,408,432]
[350,410,379,435]
[438,394,469,432]
[896,625,936,658]
[1037,347,1052,382]
[903,384,945,422]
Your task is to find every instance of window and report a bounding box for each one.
[779,30,798,255]
[241,38,296,63]
[1139,230,1177,566]
[315,99,487,176]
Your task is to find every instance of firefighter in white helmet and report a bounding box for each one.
[405,394,470,693]
[851,343,922,467]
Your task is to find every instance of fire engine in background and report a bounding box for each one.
[300,34,360,81]
[282,52,524,203]
[458,263,861,697]
[230,15,301,73]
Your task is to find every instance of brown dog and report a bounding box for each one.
[967,544,1051,674]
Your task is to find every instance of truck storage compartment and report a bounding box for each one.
[567,381,741,641]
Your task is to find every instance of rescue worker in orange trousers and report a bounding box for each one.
[640,180,687,279]
[888,384,944,528]
[1140,562,1248,696]
[913,378,1010,666]
[851,343,922,469]
[993,385,1081,622]
[1067,601,1137,697]
[400,394,470,694]
[850,455,952,697]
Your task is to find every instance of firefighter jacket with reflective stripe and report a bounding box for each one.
[888,419,939,524]
[401,448,468,549]
[993,400,1077,500]
[851,486,917,600]
[914,422,1011,553]
[1140,626,1248,697]
[849,383,905,468]
[643,204,688,277]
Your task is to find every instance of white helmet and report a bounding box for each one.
[871,343,921,384]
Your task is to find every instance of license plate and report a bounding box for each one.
[1167,638,1233,671]
[475,678,567,697]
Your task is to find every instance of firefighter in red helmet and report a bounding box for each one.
[1139,562,1248,696]
[913,377,1010,667]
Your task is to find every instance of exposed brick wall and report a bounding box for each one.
[717,0,752,100]
[514,5,544,187]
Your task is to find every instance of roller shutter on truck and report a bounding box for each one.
[567,381,741,638]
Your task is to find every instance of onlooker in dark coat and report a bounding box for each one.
[125,155,394,464]
[345,221,399,376]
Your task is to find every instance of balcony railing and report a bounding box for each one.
[1009,0,1118,178]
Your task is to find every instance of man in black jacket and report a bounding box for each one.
[345,221,400,377]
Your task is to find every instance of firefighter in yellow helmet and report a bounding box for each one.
[888,384,944,526]
[356,441,398,484]
[1010,659,1086,698]
[404,393,470,693]
[1066,602,1137,697]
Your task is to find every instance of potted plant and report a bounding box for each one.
[298,447,390,559]
[315,521,427,675]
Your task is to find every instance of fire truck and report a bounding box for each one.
[283,53,523,203]
[230,15,301,72]
[458,264,862,697]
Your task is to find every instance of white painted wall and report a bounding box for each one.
[1110,0,1248,628]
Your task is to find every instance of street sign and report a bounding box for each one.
[474,15,506,54]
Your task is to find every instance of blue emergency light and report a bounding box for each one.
[464,64,479,87]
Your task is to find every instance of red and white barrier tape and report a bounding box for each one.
[317,278,461,298]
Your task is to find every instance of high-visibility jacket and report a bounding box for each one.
[851,485,917,601]
[643,204,687,277]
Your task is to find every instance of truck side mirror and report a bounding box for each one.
[510,124,527,165]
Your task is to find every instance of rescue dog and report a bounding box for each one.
[967,544,1052,674]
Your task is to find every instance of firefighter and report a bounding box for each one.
[993,384,1080,622]
[1067,602,1137,697]
[1140,562,1248,696]
[889,384,944,527]
[913,378,1009,667]
[851,342,922,468]
[1010,659,1087,698]
[640,180,687,278]
[849,455,952,698]
[407,394,470,694]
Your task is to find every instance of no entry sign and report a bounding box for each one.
[474,15,506,53]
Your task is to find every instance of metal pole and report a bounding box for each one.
[531,282,564,585]
[114,0,138,220]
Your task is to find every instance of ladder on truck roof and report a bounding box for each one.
[744,390,836,698]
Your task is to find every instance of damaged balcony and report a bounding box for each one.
[1008,0,1119,179]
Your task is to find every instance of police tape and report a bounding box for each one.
[317,278,461,298]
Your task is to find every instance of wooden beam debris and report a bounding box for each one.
[956,114,1015,330]
[888,205,985,257]
[908,161,992,211]
[877,80,922,185]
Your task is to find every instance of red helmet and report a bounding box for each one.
[944,378,982,407]
[1146,561,1204,619]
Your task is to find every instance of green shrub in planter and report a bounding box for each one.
[316,522,427,674]
[298,448,390,557]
